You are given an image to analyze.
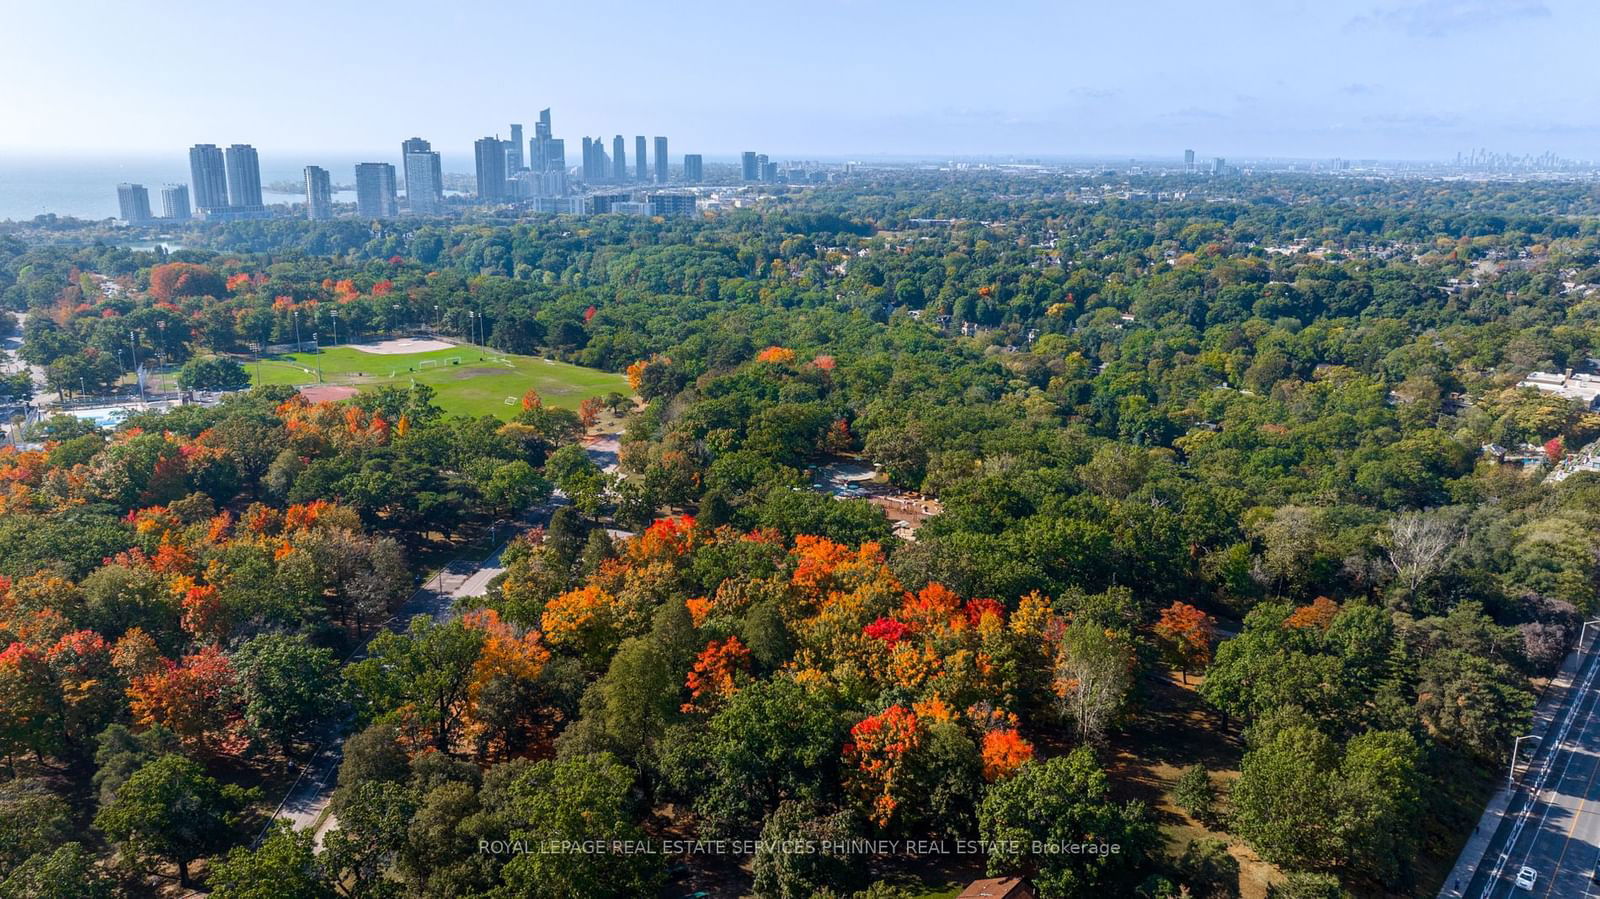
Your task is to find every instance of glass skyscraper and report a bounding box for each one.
[225,144,263,210]
[188,144,229,216]
[355,163,398,218]
[304,166,333,220]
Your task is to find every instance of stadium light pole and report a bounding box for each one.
[331,309,340,346]
[293,308,303,354]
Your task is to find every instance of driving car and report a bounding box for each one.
[1515,866,1538,890]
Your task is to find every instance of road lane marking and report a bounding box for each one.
[1481,648,1600,897]
[1515,674,1600,896]
[1539,716,1600,898]
[1500,680,1600,899]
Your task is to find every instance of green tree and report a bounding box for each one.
[0,778,72,872]
[1172,764,1216,824]
[482,459,551,518]
[0,842,116,899]
[346,614,486,753]
[177,356,250,390]
[1228,718,1339,870]
[663,676,845,833]
[750,800,867,899]
[93,753,257,886]
[1265,871,1350,899]
[977,748,1156,897]
[321,780,418,896]
[497,753,664,897]
[232,633,345,755]
[207,821,335,899]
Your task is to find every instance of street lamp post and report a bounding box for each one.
[1510,734,1542,786]
[1580,619,1600,650]
[129,329,145,403]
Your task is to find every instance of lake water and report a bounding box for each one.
[0,152,475,221]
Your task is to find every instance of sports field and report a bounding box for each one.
[247,342,629,419]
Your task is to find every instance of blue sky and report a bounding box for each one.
[0,0,1593,161]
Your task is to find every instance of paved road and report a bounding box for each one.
[1456,644,1600,898]
[269,541,516,844]
[268,462,600,845]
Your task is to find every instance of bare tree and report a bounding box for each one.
[1054,620,1133,743]
[1380,509,1462,594]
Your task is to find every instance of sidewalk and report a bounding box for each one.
[1437,640,1592,897]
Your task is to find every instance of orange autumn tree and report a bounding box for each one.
[578,397,603,429]
[0,642,57,761]
[110,628,163,681]
[178,584,227,644]
[980,728,1035,782]
[756,346,797,365]
[1285,596,1340,632]
[1154,601,1216,683]
[625,354,671,392]
[790,536,902,669]
[463,608,550,700]
[541,585,629,664]
[458,609,550,753]
[127,645,241,750]
[897,583,964,633]
[844,704,924,827]
[45,630,119,746]
[682,636,752,713]
[630,514,698,563]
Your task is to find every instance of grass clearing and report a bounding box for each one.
[1104,668,1282,899]
[246,343,629,419]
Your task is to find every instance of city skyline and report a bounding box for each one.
[3,1,1599,161]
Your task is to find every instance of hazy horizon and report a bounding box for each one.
[2,0,1596,162]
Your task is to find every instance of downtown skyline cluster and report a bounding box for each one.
[112,109,800,226]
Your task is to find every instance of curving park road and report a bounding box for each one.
[267,432,624,847]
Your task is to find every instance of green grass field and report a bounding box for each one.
[247,343,629,419]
